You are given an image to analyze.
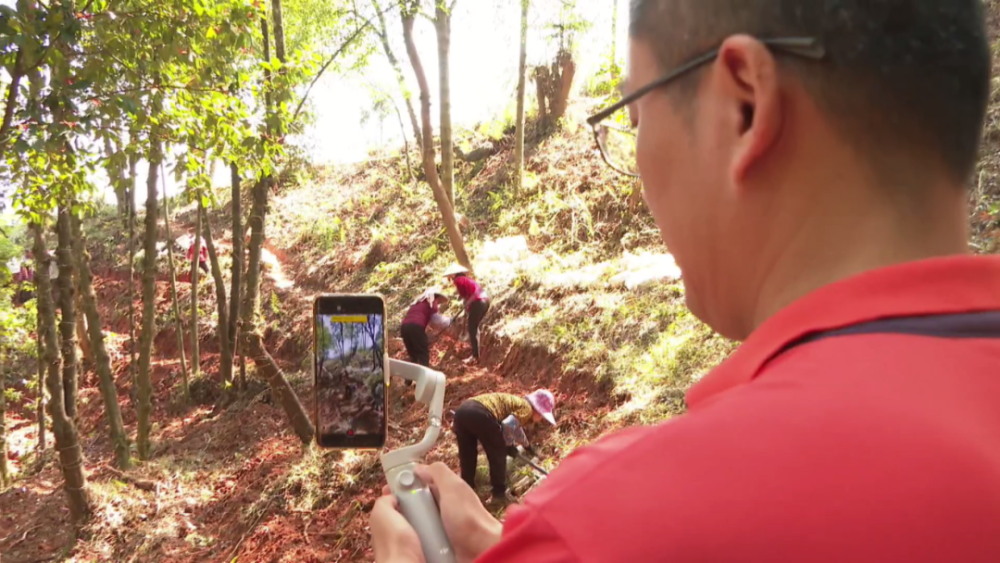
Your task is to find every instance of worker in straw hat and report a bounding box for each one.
[452,389,556,504]
[443,263,491,364]
[399,288,451,370]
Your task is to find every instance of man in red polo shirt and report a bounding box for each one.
[370,1,1000,561]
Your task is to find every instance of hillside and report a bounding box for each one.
[4,33,1000,563]
[0,97,735,562]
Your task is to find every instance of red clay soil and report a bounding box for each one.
[0,259,617,562]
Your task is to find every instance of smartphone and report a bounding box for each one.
[313,294,388,449]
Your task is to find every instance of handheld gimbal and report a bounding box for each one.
[381,359,456,563]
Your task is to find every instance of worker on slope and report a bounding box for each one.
[399,288,451,369]
[372,1,1000,561]
[187,234,209,276]
[443,264,490,364]
[451,390,556,506]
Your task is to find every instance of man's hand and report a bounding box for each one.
[370,494,426,563]
[422,462,503,562]
[370,463,503,563]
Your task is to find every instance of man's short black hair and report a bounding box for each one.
[629,0,992,186]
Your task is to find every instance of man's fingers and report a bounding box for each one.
[372,493,400,515]
[415,462,471,503]
[382,484,392,496]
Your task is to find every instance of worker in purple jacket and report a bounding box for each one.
[443,264,490,363]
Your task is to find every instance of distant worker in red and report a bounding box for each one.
[399,288,451,369]
[443,264,490,363]
[12,250,34,305]
[187,234,209,275]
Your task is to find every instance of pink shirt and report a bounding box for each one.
[477,255,1000,562]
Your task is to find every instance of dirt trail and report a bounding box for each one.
[0,227,616,562]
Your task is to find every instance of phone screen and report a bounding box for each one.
[313,294,387,449]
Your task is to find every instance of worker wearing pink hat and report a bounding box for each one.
[452,389,557,505]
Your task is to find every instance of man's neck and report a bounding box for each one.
[749,177,970,335]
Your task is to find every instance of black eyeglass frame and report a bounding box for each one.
[586,37,827,177]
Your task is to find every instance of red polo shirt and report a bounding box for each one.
[478,255,1000,562]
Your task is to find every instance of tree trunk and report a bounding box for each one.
[105,136,129,217]
[247,333,314,443]
[72,213,131,470]
[372,0,422,150]
[190,201,202,379]
[32,223,92,523]
[390,97,415,181]
[513,0,529,192]
[272,0,286,62]
[162,169,190,403]
[401,6,472,270]
[56,206,79,423]
[534,67,548,128]
[242,176,268,337]
[549,51,575,124]
[127,152,138,403]
[435,2,455,206]
[610,0,618,79]
[243,17,274,331]
[75,291,92,367]
[230,7,316,443]
[137,130,162,460]
[1,350,9,488]
[228,163,243,389]
[36,325,45,452]
[0,49,24,162]
[203,213,231,386]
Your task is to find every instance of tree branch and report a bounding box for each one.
[290,19,373,124]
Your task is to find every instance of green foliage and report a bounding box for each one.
[584,55,623,99]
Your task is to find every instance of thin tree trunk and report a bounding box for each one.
[0,49,24,162]
[390,97,415,181]
[610,0,618,78]
[228,163,243,390]
[127,152,138,403]
[105,136,128,217]
[0,349,9,488]
[247,333,314,443]
[272,0,286,62]
[372,0,422,151]
[190,201,202,378]
[161,167,190,402]
[203,213,231,386]
[36,324,45,452]
[56,206,79,423]
[401,5,472,270]
[72,213,131,469]
[137,128,163,460]
[75,291,92,366]
[242,18,273,332]
[435,1,455,205]
[242,176,268,338]
[231,5,316,444]
[514,0,529,192]
[32,222,92,523]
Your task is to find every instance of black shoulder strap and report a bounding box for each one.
[779,311,1000,357]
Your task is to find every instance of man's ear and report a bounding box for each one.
[716,35,783,187]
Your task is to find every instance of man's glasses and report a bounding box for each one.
[586,37,827,178]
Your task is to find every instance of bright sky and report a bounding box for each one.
[0,0,630,214]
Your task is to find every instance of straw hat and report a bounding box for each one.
[442,263,470,277]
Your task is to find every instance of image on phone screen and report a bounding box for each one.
[315,299,387,449]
